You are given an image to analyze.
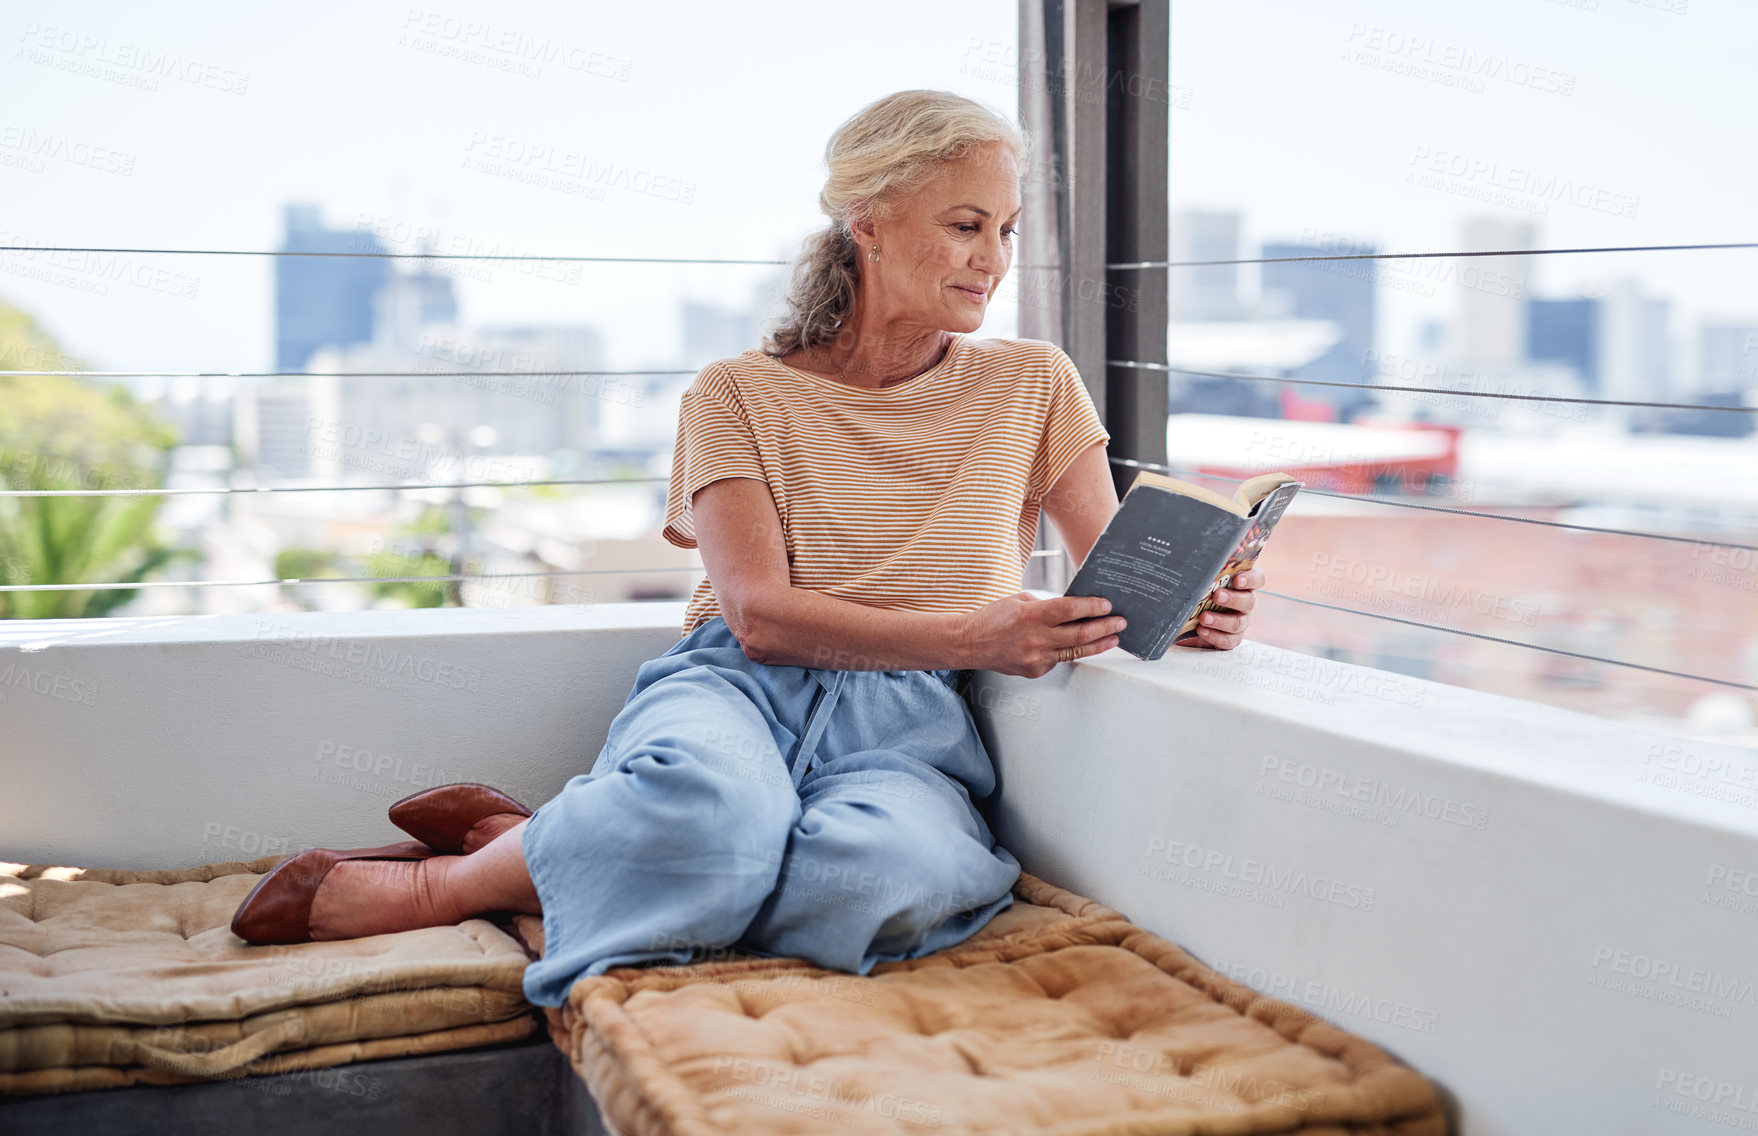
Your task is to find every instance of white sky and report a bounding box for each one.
[3,0,1752,385]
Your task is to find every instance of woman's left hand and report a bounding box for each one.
[1173,566,1266,651]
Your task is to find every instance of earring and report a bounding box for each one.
[868,244,880,263]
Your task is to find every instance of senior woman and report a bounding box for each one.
[230,89,1265,1008]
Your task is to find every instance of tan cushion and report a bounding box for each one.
[524,875,1444,1136]
[0,854,537,1094]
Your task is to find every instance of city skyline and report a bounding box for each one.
[3,0,1754,386]
[1,1,1750,740]
[224,195,1756,484]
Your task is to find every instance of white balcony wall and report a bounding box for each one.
[969,644,1758,1136]
[4,602,1755,1133]
[0,604,683,868]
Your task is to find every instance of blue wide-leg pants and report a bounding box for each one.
[518,616,1022,1007]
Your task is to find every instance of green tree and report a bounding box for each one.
[272,546,345,612]
[364,505,458,608]
[0,299,197,618]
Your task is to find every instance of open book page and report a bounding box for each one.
[1131,469,1297,516]
[1129,470,1253,516]
[1236,471,1298,509]
[1172,480,1303,643]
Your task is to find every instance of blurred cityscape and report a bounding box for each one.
[2,201,1754,744]
[0,202,792,621]
[1152,210,1756,745]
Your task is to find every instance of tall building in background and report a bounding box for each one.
[1168,210,1242,321]
[1526,298,1601,393]
[1699,322,1758,395]
[275,203,389,372]
[1654,321,1757,436]
[1455,217,1535,367]
[236,376,319,479]
[248,204,397,479]
[371,258,459,352]
[682,299,759,362]
[1598,279,1670,405]
[1260,238,1377,419]
[139,377,234,449]
[305,319,609,482]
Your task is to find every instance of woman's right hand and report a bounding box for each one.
[954,593,1126,678]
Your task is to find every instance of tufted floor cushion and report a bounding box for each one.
[521,873,1446,1136]
[0,854,537,1095]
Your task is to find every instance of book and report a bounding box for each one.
[1063,470,1303,661]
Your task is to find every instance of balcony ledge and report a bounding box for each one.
[4,601,1755,1135]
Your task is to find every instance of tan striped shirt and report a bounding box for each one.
[662,334,1111,639]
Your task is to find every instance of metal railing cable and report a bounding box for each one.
[1260,590,1756,692]
[1107,456,1758,553]
[4,236,1750,659]
[0,566,705,593]
[0,245,789,265]
[12,239,1751,271]
[1105,456,1754,691]
[0,476,670,499]
[1102,239,1758,269]
[1108,360,1757,415]
[3,368,699,378]
[0,549,1064,593]
[12,361,1745,416]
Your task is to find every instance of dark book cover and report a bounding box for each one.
[1064,474,1301,661]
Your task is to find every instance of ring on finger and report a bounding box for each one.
[1056,645,1082,663]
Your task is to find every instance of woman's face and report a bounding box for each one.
[857,141,1021,336]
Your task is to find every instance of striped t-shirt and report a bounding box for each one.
[661,334,1111,639]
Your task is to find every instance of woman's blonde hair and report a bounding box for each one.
[762,90,1029,356]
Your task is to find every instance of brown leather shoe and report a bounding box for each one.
[230,840,438,945]
[388,783,533,855]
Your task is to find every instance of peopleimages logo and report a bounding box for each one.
[1143,837,1376,911]
[1257,756,1491,830]
[1653,1069,1758,1118]
[0,663,98,706]
[1406,146,1640,219]
[1307,553,1540,628]
[1342,24,1577,96]
[1707,864,1758,898]
[1641,742,1758,790]
[16,22,251,94]
[249,621,484,691]
[1589,946,1755,1015]
[1207,961,1442,1036]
